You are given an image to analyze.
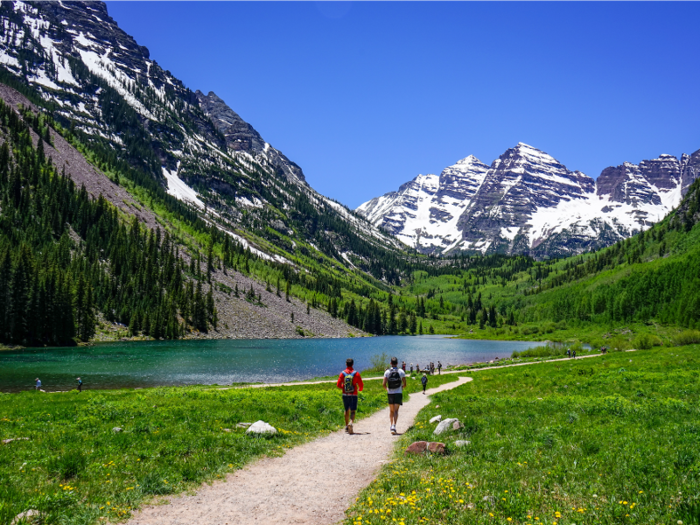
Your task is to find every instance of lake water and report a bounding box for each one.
[0,336,537,392]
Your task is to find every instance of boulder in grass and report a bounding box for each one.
[2,437,29,444]
[405,441,428,455]
[454,440,471,447]
[236,422,252,429]
[429,415,442,424]
[246,421,277,434]
[452,420,464,431]
[405,441,446,455]
[434,418,460,436]
[112,427,122,433]
[11,510,40,525]
[427,442,446,454]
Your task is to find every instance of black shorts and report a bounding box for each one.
[387,393,403,406]
[342,395,358,411]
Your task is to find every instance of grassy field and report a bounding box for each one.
[0,372,459,525]
[345,344,700,525]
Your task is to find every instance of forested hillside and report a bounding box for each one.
[0,99,217,346]
[388,177,700,342]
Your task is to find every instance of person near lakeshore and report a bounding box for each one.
[410,363,414,374]
[383,357,407,434]
[421,372,428,394]
[437,361,442,374]
[76,377,83,392]
[416,364,420,373]
[566,349,571,358]
[34,378,41,391]
[401,361,406,372]
[572,350,577,359]
[336,358,363,434]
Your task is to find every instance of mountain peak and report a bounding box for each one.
[455,154,484,166]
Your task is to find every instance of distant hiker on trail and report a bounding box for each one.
[437,361,442,374]
[337,358,363,435]
[383,357,406,435]
[566,349,571,358]
[76,377,83,392]
[572,350,577,359]
[401,361,406,372]
[410,363,414,374]
[416,364,420,373]
[34,378,41,391]
[421,372,428,394]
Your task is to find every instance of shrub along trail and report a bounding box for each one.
[127,376,473,525]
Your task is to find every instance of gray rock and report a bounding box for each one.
[246,421,277,434]
[434,418,460,436]
[11,510,40,525]
[112,427,122,433]
[429,415,442,424]
[2,437,29,444]
[236,422,252,429]
[454,440,471,447]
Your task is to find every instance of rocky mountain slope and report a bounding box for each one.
[0,0,413,340]
[0,0,399,257]
[358,142,700,258]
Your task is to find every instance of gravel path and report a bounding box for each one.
[127,376,472,525]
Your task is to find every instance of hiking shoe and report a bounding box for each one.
[391,425,397,434]
[345,426,349,433]
[347,422,353,434]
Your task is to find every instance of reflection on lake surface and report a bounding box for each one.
[0,335,537,392]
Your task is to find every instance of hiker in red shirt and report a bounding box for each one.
[337,358,364,434]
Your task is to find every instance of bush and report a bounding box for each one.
[363,352,390,375]
[633,333,663,350]
[672,330,700,346]
[608,336,630,352]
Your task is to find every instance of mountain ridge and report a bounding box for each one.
[357,142,700,258]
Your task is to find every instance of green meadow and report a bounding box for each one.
[0,372,459,525]
[346,345,700,525]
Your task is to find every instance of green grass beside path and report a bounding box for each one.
[346,344,700,525]
[0,372,459,525]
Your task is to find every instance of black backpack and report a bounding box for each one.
[387,368,402,389]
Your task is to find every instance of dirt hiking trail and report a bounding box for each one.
[128,376,472,525]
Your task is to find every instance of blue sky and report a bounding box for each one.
[106,2,700,209]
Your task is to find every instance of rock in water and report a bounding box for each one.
[429,415,442,423]
[433,418,460,436]
[246,421,277,434]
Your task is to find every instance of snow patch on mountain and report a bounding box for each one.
[162,165,204,209]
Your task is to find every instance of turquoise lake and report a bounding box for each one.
[0,335,538,392]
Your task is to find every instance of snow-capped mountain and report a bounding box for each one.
[358,143,700,258]
[357,156,489,249]
[0,0,401,270]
